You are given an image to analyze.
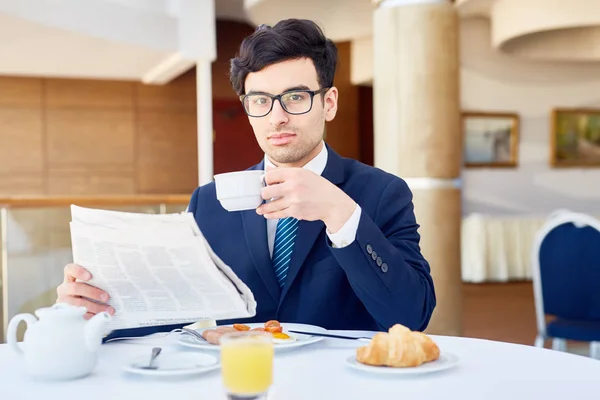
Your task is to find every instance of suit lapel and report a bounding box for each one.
[240,160,281,304]
[279,144,346,304]
[241,210,280,304]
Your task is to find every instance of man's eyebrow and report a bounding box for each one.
[246,85,312,95]
[281,85,311,92]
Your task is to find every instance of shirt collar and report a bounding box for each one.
[263,141,328,176]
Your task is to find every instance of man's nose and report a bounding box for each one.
[269,99,289,126]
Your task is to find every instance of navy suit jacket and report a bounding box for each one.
[104,145,435,341]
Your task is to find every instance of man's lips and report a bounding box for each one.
[268,133,296,145]
[268,133,296,139]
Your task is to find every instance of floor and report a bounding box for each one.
[463,281,537,345]
[462,281,592,356]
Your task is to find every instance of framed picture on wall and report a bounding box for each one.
[462,111,519,168]
[550,108,600,167]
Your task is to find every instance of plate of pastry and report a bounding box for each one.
[178,320,327,351]
[346,324,459,375]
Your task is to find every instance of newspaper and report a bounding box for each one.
[69,205,257,332]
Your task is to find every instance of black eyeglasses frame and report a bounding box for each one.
[239,87,331,118]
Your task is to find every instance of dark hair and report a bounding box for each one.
[230,19,338,96]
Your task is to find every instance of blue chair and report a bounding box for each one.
[531,210,600,359]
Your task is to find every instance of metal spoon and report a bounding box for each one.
[140,347,162,370]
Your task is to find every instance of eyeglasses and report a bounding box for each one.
[240,87,330,118]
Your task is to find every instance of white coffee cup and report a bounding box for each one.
[214,170,266,211]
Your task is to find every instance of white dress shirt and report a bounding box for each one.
[263,142,362,258]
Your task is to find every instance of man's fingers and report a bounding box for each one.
[84,312,95,320]
[263,168,291,185]
[57,296,114,316]
[261,183,285,201]
[257,198,289,216]
[70,297,114,315]
[63,264,92,283]
[60,282,109,303]
[263,210,290,220]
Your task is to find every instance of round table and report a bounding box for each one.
[1,331,599,399]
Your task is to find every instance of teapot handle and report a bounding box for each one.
[7,313,38,356]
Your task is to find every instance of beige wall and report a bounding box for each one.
[461,18,600,216]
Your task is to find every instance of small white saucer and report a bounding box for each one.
[123,352,220,377]
[346,352,459,375]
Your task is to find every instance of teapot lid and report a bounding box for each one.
[35,303,87,319]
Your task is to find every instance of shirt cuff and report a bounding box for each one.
[326,204,362,248]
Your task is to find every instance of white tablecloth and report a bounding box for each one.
[1,331,599,399]
[461,214,545,282]
[462,212,600,282]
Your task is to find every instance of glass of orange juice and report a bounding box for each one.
[220,331,274,399]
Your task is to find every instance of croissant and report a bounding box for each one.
[356,324,440,367]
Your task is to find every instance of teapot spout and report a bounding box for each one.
[85,312,111,352]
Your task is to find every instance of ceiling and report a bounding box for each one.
[0,0,250,82]
[0,13,171,81]
[3,0,598,85]
[215,0,248,23]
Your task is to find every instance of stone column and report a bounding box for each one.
[197,60,214,186]
[176,0,217,185]
[373,0,463,336]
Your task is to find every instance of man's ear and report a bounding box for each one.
[324,87,338,122]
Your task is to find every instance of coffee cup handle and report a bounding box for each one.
[260,172,276,203]
[260,172,267,188]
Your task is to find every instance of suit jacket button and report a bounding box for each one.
[376,257,383,266]
[366,244,373,254]
[381,263,388,273]
[371,251,377,260]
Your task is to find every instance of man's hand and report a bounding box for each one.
[56,264,114,320]
[256,167,357,233]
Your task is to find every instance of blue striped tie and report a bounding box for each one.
[272,217,299,288]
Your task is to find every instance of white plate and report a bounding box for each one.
[345,352,459,375]
[177,322,326,351]
[123,352,220,377]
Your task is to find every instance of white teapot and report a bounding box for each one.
[7,302,111,380]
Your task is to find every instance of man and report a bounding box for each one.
[56,19,436,337]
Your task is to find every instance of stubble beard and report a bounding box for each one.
[264,115,326,165]
[266,132,322,165]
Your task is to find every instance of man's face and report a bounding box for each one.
[243,58,338,167]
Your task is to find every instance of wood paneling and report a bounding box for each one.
[45,79,134,109]
[46,109,135,168]
[324,41,360,160]
[0,109,44,172]
[0,173,44,195]
[137,110,198,194]
[0,82,44,194]
[358,85,374,166]
[0,194,191,208]
[213,21,255,99]
[213,99,262,175]
[136,70,196,111]
[0,74,195,196]
[47,168,135,195]
[0,77,42,107]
